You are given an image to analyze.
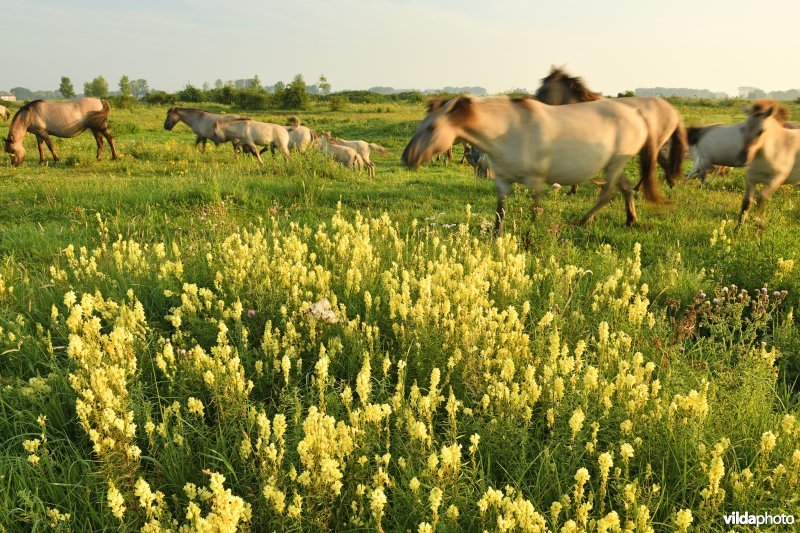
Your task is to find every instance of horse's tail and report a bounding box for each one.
[368,143,389,155]
[639,134,662,204]
[687,126,704,146]
[87,100,112,130]
[666,122,688,186]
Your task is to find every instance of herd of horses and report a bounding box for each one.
[403,68,800,233]
[3,68,799,235]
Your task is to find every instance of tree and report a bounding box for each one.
[59,76,76,99]
[83,76,109,98]
[215,79,224,89]
[318,74,331,95]
[10,87,34,100]
[118,75,132,98]
[249,75,263,91]
[130,79,150,98]
[282,74,308,109]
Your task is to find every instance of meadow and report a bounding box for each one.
[0,99,799,531]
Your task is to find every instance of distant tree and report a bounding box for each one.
[746,88,767,99]
[202,82,210,91]
[58,76,76,99]
[273,81,285,92]
[118,75,132,98]
[616,90,635,98]
[282,74,308,109]
[177,83,203,102]
[738,86,759,99]
[215,79,224,89]
[249,75,263,91]
[130,79,150,98]
[10,87,34,100]
[318,74,331,95]
[83,76,109,98]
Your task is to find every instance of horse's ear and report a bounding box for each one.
[444,95,474,125]
[426,98,445,113]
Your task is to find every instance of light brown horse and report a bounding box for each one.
[163,107,248,152]
[0,105,9,121]
[738,99,800,224]
[315,134,365,171]
[212,119,291,165]
[4,98,117,166]
[402,95,658,234]
[322,131,388,178]
[535,67,687,191]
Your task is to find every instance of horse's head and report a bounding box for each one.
[739,100,786,164]
[164,107,181,130]
[402,95,474,169]
[4,134,24,166]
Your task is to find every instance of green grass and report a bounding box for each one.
[0,101,799,531]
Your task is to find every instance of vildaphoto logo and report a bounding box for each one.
[723,512,795,527]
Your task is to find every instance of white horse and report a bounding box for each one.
[164,107,248,152]
[686,123,748,182]
[315,134,364,171]
[402,95,657,234]
[0,105,8,121]
[738,99,800,223]
[212,119,291,164]
[323,131,388,178]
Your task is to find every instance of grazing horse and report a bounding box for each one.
[402,95,658,234]
[535,67,687,191]
[315,134,365,171]
[738,99,800,224]
[465,146,493,179]
[0,105,9,121]
[322,131,388,178]
[4,98,117,166]
[212,119,291,165]
[163,107,248,152]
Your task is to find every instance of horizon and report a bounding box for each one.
[3,0,799,97]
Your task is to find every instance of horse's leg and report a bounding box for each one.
[101,129,118,160]
[568,185,578,195]
[755,172,790,207]
[494,178,512,235]
[40,133,59,162]
[201,138,208,153]
[195,136,204,150]
[633,142,658,192]
[618,176,638,226]
[281,146,290,163]
[92,130,104,160]
[580,157,627,226]
[739,177,756,226]
[252,144,265,166]
[36,135,46,164]
[524,175,545,218]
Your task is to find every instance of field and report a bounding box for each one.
[0,100,799,531]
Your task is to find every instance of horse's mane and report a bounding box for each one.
[750,99,789,126]
[19,99,44,112]
[540,67,603,102]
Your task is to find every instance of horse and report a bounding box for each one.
[0,105,9,121]
[163,107,248,152]
[687,106,795,183]
[535,67,687,191]
[283,116,315,153]
[315,134,365,171]
[212,119,291,165]
[402,95,658,234]
[465,146,493,179]
[3,98,117,166]
[738,99,800,224]
[686,123,749,182]
[322,131,388,178]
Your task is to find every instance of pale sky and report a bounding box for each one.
[3,0,798,96]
